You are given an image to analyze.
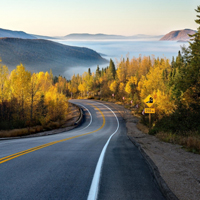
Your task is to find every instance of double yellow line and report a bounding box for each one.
[0,105,105,164]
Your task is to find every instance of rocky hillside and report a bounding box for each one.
[0,38,107,76]
[160,29,196,41]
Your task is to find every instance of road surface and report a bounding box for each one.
[0,100,165,200]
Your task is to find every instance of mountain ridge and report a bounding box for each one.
[160,29,196,41]
[0,38,107,76]
[0,28,163,40]
[0,28,36,39]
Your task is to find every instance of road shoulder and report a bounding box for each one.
[102,101,200,200]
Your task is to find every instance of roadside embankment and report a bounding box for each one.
[102,101,200,200]
[0,102,82,139]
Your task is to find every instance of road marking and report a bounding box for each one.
[0,105,105,165]
[73,103,92,132]
[87,102,120,200]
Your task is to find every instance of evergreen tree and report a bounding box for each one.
[181,6,200,109]
[108,59,116,79]
[182,6,200,84]
[101,68,104,77]
[95,65,101,78]
[171,56,175,68]
[171,6,200,109]
[88,68,91,76]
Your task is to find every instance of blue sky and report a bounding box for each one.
[0,0,199,36]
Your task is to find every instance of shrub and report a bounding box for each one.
[152,108,200,135]
[149,128,158,135]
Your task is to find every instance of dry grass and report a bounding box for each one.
[0,121,68,138]
[0,126,43,137]
[45,121,60,129]
[135,119,200,154]
[156,131,200,154]
[115,101,122,105]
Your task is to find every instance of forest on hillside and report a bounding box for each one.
[0,63,68,131]
[0,6,199,151]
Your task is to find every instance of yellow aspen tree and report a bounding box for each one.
[0,65,9,103]
[71,74,79,95]
[153,90,176,118]
[78,83,85,97]
[56,76,66,94]
[127,57,139,78]
[119,82,125,97]
[45,85,68,122]
[109,80,118,94]
[116,61,127,83]
[138,56,151,78]
[125,81,132,95]
[10,64,31,120]
[82,72,93,95]
[0,64,9,120]
[29,73,41,123]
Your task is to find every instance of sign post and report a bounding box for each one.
[143,95,156,129]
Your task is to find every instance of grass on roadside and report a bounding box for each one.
[155,131,200,154]
[0,103,80,138]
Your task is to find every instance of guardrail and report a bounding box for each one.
[69,103,83,126]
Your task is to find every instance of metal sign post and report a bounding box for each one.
[149,113,151,128]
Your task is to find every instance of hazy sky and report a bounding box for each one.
[1,0,199,36]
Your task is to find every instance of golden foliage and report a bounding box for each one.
[0,64,68,130]
[109,80,118,93]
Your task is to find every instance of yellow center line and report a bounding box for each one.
[0,105,105,164]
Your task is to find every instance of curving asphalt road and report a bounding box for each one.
[0,100,165,200]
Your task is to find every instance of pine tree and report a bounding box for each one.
[172,6,200,109]
[108,59,116,79]
[183,6,200,85]
[88,68,91,76]
[95,65,101,78]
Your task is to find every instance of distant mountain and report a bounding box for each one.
[160,29,196,41]
[128,34,163,40]
[0,28,163,40]
[64,33,126,40]
[0,28,36,39]
[63,33,163,40]
[31,34,57,40]
[0,38,107,76]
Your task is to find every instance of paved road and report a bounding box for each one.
[0,100,165,200]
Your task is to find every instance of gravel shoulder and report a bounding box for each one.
[104,102,200,200]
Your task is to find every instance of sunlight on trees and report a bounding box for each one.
[0,63,68,130]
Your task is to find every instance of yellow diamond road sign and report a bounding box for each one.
[144,94,155,107]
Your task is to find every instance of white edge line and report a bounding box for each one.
[87,102,119,200]
[74,103,93,132]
